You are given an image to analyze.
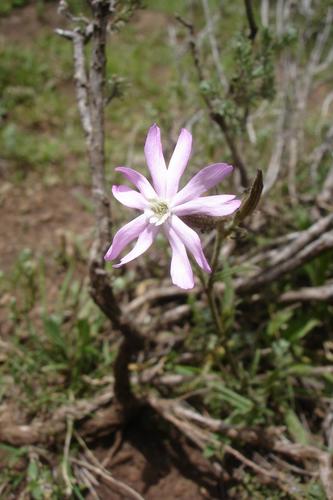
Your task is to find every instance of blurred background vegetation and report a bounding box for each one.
[0,0,332,498]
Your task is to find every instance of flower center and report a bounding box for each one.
[145,199,171,226]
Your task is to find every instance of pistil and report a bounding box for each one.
[145,199,171,226]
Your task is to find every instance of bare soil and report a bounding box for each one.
[90,410,221,499]
[0,2,61,43]
[0,180,93,269]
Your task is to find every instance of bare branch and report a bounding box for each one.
[317,166,333,209]
[200,0,227,88]
[236,230,333,294]
[210,112,249,187]
[57,0,146,419]
[310,7,333,75]
[260,0,269,27]
[72,458,145,500]
[148,395,333,498]
[72,30,93,139]
[55,28,75,40]
[268,213,333,267]
[311,124,333,181]
[262,97,288,195]
[280,282,333,303]
[0,387,114,445]
[244,0,258,42]
[176,15,249,188]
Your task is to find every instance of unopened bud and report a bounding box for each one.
[234,169,263,223]
[181,214,225,233]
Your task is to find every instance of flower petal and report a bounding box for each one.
[166,128,192,198]
[112,185,148,210]
[170,215,211,273]
[116,167,157,200]
[164,224,194,289]
[144,124,167,197]
[173,195,241,217]
[172,163,233,206]
[113,224,158,268]
[104,214,147,261]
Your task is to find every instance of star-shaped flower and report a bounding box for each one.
[105,124,240,289]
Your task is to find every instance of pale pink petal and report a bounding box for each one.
[172,163,233,206]
[113,224,159,268]
[116,167,157,200]
[104,214,147,261]
[144,124,167,197]
[170,216,211,273]
[164,224,194,289]
[112,185,148,210]
[173,195,241,217]
[166,128,192,198]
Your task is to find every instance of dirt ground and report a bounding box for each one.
[89,409,222,499]
[0,180,92,269]
[0,4,222,498]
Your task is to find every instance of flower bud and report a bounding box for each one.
[181,214,226,232]
[234,169,263,223]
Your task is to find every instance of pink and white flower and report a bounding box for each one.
[105,124,240,289]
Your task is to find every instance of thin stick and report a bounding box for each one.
[280,282,333,303]
[244,0,258,41]
[62,414,74,497]
[73,458,145,500]
[201,0,227,88]
[75,430,143,499]
[176,15,249,188]
[76,467,101,500]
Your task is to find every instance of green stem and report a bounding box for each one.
[205,223,239,377]
[208,222,225,289]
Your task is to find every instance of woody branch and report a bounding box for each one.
[56,0,144,418]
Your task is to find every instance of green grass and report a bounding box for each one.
[0,248,112,410]
[0,0,29,16]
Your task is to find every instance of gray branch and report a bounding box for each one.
[57,0,145,416]
[280,282,333,302]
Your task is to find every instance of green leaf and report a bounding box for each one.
[77,318,91,346]
[27,459,38,482]
[285,409,309,445]
[213,383,253,413]
[174,365,199,376]
[73,484,86,500]
[0,444,28,465]
[306,481,327,500]
[43,315,67,358]
[221,259,235,314]
[267,307,294,337]
[287,364,313,376]
[287,319,320,343]
[203,444,216,459]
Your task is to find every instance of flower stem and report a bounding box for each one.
[205,223,239,377]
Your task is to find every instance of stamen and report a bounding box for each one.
[146,198,171,226]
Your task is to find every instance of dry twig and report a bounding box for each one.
[176,15,249,187]
[244,0,258,41]
[148,395,333,498]
[74,431,145,500]
[62,412,74,497]
[280,282,333,303]
[236,229,333,294]
[72,458,145,500]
